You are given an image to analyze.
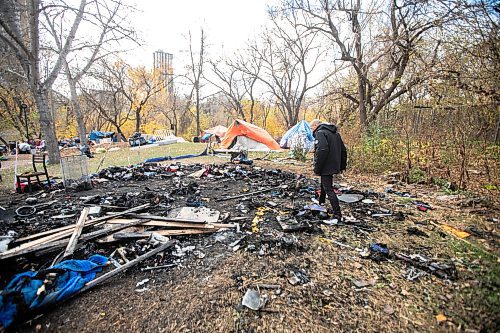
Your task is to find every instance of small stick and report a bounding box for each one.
[216,188,274,202]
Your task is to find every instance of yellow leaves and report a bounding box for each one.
[251,207,270,233]
[441,224,471,239]
[436,314,447,322]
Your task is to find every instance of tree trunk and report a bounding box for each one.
[358,79,368,129]
[67,77,86,143]
[195,93,200,136]
[173,111,178,136]
[135,109,141,132]
[35,89,60,164]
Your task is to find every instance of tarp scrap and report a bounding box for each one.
[279,120,314,150]
[441,224,471,239]
[144,147,208,163]
[0,255,108,327]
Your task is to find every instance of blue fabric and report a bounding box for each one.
[0,255,108,327]
[144,147,207,163]
[280,120,314,149]
[88,131,115,141]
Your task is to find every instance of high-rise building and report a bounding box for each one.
[153,50,173,93]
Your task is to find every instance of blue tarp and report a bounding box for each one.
[88,130,115,141]
[279,120,314,150]
[144,147,208,163]
[0,255,108,327]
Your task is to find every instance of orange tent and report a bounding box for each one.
[220,119,280,150]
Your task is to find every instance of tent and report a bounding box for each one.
[201,125,228,142]
[220,119,280,151]
[88,130,116,142]
[279,120,315,150]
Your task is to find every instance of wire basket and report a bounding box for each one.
[60,155,92,190]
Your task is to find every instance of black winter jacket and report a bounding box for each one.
[313,123,347,175]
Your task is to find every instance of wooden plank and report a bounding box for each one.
[77,241,175,294]
[62,208,89,258]
[15,204,150,243]
[107,219,235,229]
[1,219,150,260]
[216,188,273,202]
[154,229,216,236]
[173,207,220,223]
[107,219,216,229]
[125,213,207,224]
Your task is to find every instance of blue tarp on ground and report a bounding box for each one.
[279,120,314,150]
[88,130,116,142]
[144,147,208,163]
[0,255,108,328]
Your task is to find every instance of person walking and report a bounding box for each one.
[310,119,347,220]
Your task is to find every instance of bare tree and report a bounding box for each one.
[288,0,457,129]
[184,28,206,136]
[81,59,132,139]
[241,11,333,127]
[0,0,87,163]
[206,57,246,120]
[43,0,136,143]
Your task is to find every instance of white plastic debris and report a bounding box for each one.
[0,231,18,253]
[242,289,267,310]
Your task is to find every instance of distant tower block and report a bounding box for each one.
[153,50,174,93]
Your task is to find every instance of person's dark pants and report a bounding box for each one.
[319,175,341,218]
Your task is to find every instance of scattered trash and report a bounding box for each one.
[0,231,18,253]
[436,313,447,322]
[364,243,390,262]
[441,224,471,239]
[407,227,429,238]
[394,253,457,280]
[383,304,395,315]
[337,193,364,203]
[288,268,310,286]
[241,289,267,310]
[352,277,377,288]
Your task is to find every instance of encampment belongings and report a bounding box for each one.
[15,200,58,217]
[231,151,253,165]
[337,193,364,203]
[0,254,108,328]
[242,289,267,310]
[0,231,17,253]
[364,243,390,262]
[279,120,314,150]
[288,268,310,285]
[385,188,415,197]
[394,253,457,280]
[352,277,377,288]
[220,119,280,151]
[88,130,115,143]
[61,155,92,190]
[16,154,51,193]
[413,200,432,212]
[407,227,429,238]
[128,132,147,147]
[80,145,93,158]
[201,125,228,143]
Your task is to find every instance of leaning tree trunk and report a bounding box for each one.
[135,109,141,132]
[35,89,60,164]
[68,77,87,143]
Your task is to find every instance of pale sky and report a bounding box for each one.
[123,0,279,70]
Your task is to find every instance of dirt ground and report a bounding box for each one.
[0,157,498,333]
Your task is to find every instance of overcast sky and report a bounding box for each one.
[123,0,279,70]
